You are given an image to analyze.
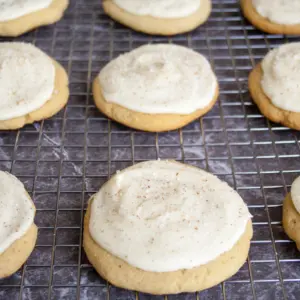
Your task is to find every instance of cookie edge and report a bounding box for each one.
[83,161,253,294]
[248,63,300,130]
[241,0,300,34]
[0,192,37,279]
[102,0,211,36]
[0,56,69,130]
[0,0,69,37]
[283,193,300,250]
[92,76,219,132]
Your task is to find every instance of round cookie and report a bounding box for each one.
[0,42,69,130]
[0,0,69,37]
[241,0,300,34]
[248,43,300,130]
[102,0,211,36]
[83,160,253,294]
[0,172,37,278]
[93,44,219,132]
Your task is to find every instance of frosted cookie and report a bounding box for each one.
[0,42,69,130]
[0,0,69,37]
[93,44,219,132]
[83,160,252,294]
[283,176,300,250]
[241,0,300,34]
[0,171,37,278]
[102,0,211,36]
[249,42,300,130]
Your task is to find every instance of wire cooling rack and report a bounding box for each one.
[0,0,300,299]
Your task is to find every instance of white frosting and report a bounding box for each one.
[0,0,52,22]
[89,160,251,272]
[0,42,55,121]
[261,43,300,113]
[99,44,217,115]
[291,176,300,214]
[253,0,300,25]
[0,171,35,254]
[112,0,201,18]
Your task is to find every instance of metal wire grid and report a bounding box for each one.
[0,0,300,299]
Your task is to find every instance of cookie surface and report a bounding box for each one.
[0,172,38,278]
[248,64,300,130]
[102,0,211,35]
[0,0,69,37]
[93,44,219,132]
[84,204,252,294]
[241,0,300,34]
[0,44,69,130]
[283,193,300,250]
[283,176,300,250]
[0,224,37,278]
[83,160,252,294]
[93,78,218,132]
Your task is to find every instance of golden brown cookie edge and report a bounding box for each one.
[248,63,300,130]
[0,57,69,130]
[102,0,211,36]
[92,77,219,132]
[0,0,69,37]
[83,163,253,294]
[0,224,38,278]
[283,193,300,250]
[240,0,300,34]
[0,192,38,278]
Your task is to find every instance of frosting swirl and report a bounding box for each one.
[261,43,300,113]
[0,171,35,254]
[99,44,217,115]
[112,0,201,19]
[291,176,300,214]
[253,0,300,25]
[89,160,251,272]
[0,42,55,121]
[0,0,52,22]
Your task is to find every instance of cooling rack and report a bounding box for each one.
[0,0,300,299]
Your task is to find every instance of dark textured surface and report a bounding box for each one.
[0,0,300,299]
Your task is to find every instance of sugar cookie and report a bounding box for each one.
[0,171,37,278]
[83,160,252,294]
[93,44,219,132]
[102,0,211,35]
[241,0,300,34]
[0,42,69,130]
[283,176,300,250]
[249,43,300,130]
[0,0,69,37]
